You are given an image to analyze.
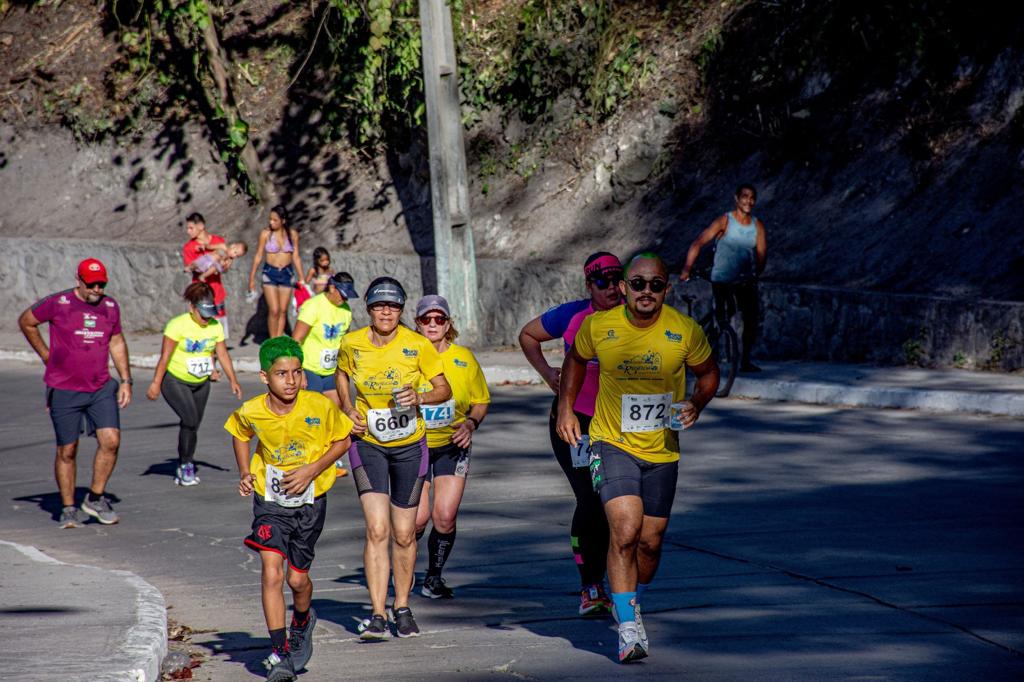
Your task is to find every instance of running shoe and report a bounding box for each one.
[58,505,85,529]
[579,583,612,616]
[421,575,454,599]
[634,603,649,654]
[359,613,390,640]
[264,649,296,682]
[288,607,317,671]
[617,621,648,663]
[335,460,349,477]
[81,496,119,525]
[393,606,420,638]
[175,463,200,486]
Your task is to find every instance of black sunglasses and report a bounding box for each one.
[369,302,403,311]
[80,278,107,290]
[587,274,622,290]
[627,277,667,294]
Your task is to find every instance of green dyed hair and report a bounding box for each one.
[259,336,303,371]
[625,251,667,277]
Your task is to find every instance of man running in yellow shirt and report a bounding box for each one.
[556,252,720,663]
[225,336,354,681]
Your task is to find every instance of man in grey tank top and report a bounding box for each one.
[679,184,768,372]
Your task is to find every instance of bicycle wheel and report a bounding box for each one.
[713,323,739,398]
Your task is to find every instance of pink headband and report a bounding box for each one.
[584,254,623,278]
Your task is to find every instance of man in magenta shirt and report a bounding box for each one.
[18,258,133,528]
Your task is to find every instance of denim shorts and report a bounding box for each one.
[261,263,295,288]
[303,370,336,393]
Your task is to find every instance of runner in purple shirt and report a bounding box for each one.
[18,258,133,528]
[518,251,623,616]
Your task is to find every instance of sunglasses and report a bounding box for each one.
[587,274,622,290]
[627,277,668,294]
[80,279,107,290]
[417,314,449,326]
[369,302,403,311]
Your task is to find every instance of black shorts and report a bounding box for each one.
[243,494,327,572]
[425,442,470,483]
[348,437,428,508]
[590,441,679,518]
[46,378,120,446]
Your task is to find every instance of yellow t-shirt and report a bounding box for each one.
[297,293,353,376]
[337,325,445,448]
[417,343,491,449]
[224,390,353,498]
[573,305,711,463]
[163,312,225,384]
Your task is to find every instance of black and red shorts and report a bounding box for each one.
[243,494,327,572]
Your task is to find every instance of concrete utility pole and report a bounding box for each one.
[419,0,479,340]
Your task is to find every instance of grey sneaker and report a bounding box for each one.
[287,607,316,671]
[393,606,420,638]
[421,575,454,599]
[175,463,200,486]
[617,620,647,663]
[58,505,85,528]
[634,603,649,653]
[81,496,119,525]
[359,613,390,640]
[264,650,295,682]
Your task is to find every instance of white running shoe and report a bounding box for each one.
[617,620,648,663]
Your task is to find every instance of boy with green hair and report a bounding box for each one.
[225,336,353,681]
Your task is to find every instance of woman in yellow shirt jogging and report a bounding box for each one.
[146,282,242,486]
[412,295,490,600]
[335,277,452,640]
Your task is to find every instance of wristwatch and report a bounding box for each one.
[120,377,133,385]
[466,416,481,430]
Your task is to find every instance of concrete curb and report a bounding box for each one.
[729,377,1024,417]
[3,348,1020,417]
[0,541,167,682]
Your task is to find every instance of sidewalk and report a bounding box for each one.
[1,330,1021,416]
[0,541,166,682]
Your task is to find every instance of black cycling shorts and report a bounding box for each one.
[243,494,327,572]
[590,440,679,518]
[348,437,428,508]
[425,442,470,482]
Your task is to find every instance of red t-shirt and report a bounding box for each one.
[183,234,227,306]
[32,290,122,392]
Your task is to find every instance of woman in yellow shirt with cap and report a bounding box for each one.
[412,295,490,600]
[146,282,242,486]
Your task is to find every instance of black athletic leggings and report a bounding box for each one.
[160,374,211,465]
[712,280,759,364]
[548,397,609,587]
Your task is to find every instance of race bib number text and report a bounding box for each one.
[367,407,417,442]
[319,348,339,370]
[186,357,213,378]
[420,399,455,429]
[620,393,671,433]
[264,464,314,507]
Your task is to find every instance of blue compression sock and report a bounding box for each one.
[611,591,636,623]
[636,582,650,606]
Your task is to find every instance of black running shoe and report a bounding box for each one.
[288,607,316,671]
[393,606,421,638]
[359,613,390,640]
[264,649,295,681]
[421,575,454,599]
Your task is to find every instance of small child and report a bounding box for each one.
[224,336,353,681]
[188,241,248,282]
[304,247,334,294]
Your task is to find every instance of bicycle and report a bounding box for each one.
[676,271,740,398]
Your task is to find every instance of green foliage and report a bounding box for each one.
[458,1,652,125]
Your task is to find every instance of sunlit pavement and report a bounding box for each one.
[1,359,1022,680]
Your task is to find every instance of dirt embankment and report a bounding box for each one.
[2,0,1023,305]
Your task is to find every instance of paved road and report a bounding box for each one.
[1,360,1022,680]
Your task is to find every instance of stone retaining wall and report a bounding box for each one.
[6,238,1021,369]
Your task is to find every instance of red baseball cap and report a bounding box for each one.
[77,258,108,285]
